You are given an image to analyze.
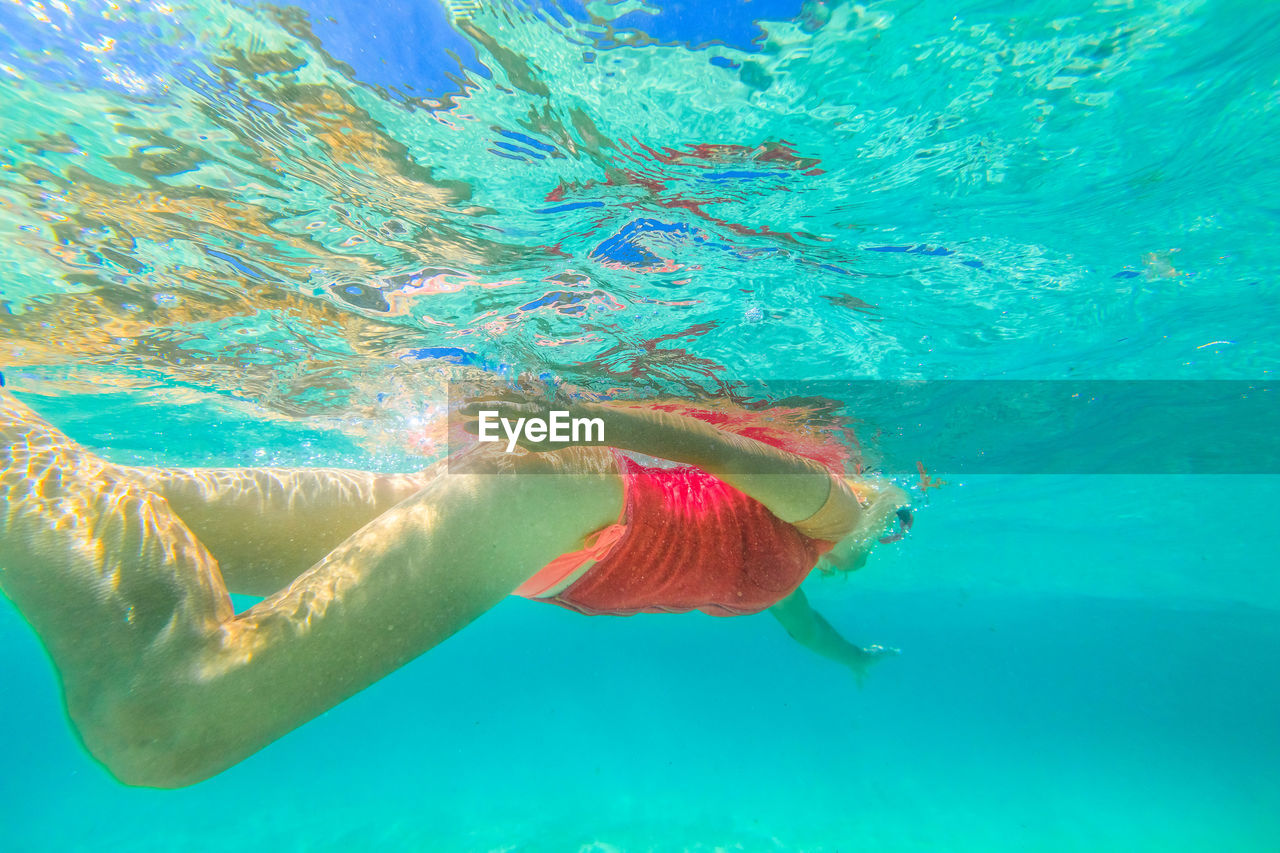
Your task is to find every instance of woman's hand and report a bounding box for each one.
[846,643,901,689]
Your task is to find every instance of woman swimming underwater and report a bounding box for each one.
[0,384,907,788]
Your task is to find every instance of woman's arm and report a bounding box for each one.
[571,403,911,550]
[464,395,858,530]
[578,402,835,523]
[769,587,897,686]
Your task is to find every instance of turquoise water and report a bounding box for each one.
[2,0,1279,849]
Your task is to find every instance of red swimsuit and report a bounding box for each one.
[514,454,836,617]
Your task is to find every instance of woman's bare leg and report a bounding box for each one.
[0,390,622,788]
[123,464,442,595]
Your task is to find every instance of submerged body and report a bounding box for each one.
[0,387,904,788]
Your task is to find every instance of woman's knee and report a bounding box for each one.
[68,680,228,789]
